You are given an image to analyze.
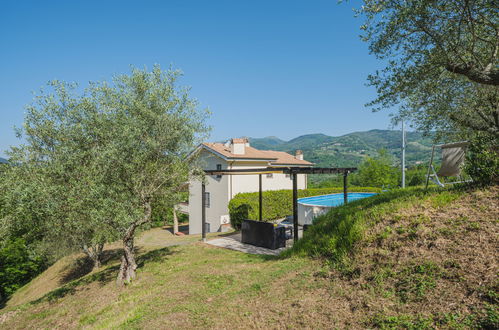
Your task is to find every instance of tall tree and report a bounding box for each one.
[2,82,119,269]
[356,0,498,137]
[2,66,209,284]
[90,67,209,284]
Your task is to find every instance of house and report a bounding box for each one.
[185,138,313,234]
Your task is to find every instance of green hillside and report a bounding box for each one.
[250,129,434,167]
[1,186,497,329]
[248,136,286,149]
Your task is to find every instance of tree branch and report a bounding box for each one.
[445,63,499,85]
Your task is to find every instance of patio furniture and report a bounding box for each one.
[241,219,286,250]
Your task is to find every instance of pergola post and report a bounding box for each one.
[343,171,348,205]
[259,174,262,221]
[292,172,298,242]
[201,182,206,242]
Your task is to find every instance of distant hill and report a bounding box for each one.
[250,129,434,167]
[249,136,286,149]
[0,157,8,164]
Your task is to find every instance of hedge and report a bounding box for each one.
[228,187,381,229]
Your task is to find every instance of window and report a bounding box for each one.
[216,164,222,179]
[203,192,210,208]
[266,173,273,178]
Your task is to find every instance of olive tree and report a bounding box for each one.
[92,67,208,284]
[2,82,121,269]
[355,0,498,138]
[3,66,209,284]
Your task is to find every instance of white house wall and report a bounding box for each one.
[188,150,230,234]
[229,162,307,198]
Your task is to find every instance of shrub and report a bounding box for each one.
[351,149,399,188]
[0,238,46,304]
[464,134,499,186]
[228,187,380,229]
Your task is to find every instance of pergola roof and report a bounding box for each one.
[204,167,357,176]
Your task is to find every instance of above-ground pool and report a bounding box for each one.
[297,192,377,225]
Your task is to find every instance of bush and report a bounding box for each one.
[351,149,399,188]
[0,238,46,304]
[464,134,499,186]
[228,187,380,229]
[406,165,427,187]
[150,191,189,227]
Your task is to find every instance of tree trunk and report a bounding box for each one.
[173,207,179,234]
[93,243,104,269]
[116,230,137,286]
[116,201,151,286]
[82,243,105,271]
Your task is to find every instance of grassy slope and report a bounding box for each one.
[5,227,220,308]
[0,187,497,329]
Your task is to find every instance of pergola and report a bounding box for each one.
[202,167,357,242]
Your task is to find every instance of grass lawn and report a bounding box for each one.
[3,243,332,329]
[1,186,497,329]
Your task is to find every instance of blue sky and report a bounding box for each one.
[0,0,395,157]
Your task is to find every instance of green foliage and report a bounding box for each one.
[368,313,435,329]
[0,238,46,304]
[251,130,434,168]
[228,187,380,229]
[405,165,427,187]
[464,133,499,186]
[351,149,399,188]
[308,174,348,188]
[369,303,498,329]
[395,262,441,303]
[358,0,499,138]
[477,304,499,329]
[367,312,478,330]
[1,65,209,284]
[0,165,50,304]
[150,192,188,227]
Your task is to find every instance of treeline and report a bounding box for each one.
[309,149,427,189]
[309,143,498,189]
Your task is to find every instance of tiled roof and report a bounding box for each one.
[202,143,313,166]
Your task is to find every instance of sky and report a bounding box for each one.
[0,0,396,158]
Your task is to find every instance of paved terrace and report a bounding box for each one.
[206,227,303,256]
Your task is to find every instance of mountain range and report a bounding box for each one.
[249,129,434,168]
[0,130,434,168]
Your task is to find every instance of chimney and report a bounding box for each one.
[295,150,303,160]
[230,138,247,155]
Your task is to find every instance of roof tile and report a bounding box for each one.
[202,143,313,166]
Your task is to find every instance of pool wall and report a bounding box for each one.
[298,203,330,225]
[297,192,377,225]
